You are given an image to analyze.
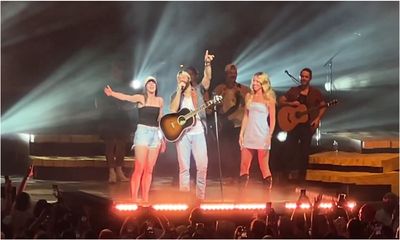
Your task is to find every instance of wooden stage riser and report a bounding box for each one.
[318,132,399,153]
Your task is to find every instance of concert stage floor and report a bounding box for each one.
[5,176,337,213]
[2,130,398,209]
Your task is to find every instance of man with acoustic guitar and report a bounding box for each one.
[214,64,251,181]
[278,67,326,186]
[169,50,215,202]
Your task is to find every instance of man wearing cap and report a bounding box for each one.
[170,50,215,201]
[214,64,251,181]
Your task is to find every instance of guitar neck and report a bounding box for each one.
[182,96,222,120]
[185,104,209,119]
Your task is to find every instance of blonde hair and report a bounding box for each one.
[247,72,276,106]
[176,70,191,82]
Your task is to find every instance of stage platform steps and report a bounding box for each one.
[307,151,399,196]
[31,155,135,168]
[29,134,135,180]
[31,155,135,181]
[316,131,399,153]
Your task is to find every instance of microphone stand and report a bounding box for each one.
[318,49,341,146]
[213,97,224,201]
[323,49,341,96]
[285,71,301,85]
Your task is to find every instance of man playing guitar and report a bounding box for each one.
[214,64,250,180]
[278,67,326,186]
[170,50,215,202]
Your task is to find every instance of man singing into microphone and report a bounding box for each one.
[278,68,326,187]
[170,50,215,202]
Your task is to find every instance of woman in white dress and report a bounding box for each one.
[239,72,276,190]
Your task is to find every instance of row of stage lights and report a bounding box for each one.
[114,201,357,212]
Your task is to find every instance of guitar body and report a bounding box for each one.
[278,104,309,132]
[160,108,195,142]
[278,99,338,133]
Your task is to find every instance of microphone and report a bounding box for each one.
[284,70,300,84]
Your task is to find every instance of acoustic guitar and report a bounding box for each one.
[160,95,223,142]
[278,99,338,132]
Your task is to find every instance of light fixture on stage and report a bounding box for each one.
[324,81,333,92]
[29,134,35,143]
[200,203,235,211]
[200,203,266,211]
[152,204,189,211]
[299,203,311,209]
[318,202,333,209]
[284,202,297,209]
[114,203,139,212]
[276,131,287,142]
[130,79,142,90]
[234,203,266,210]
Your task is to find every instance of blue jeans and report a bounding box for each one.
[133,124,161,149]
[176,133,208,200]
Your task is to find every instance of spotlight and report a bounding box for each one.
[17,133,30,143]
[29,134,35,143]
[276,131,287,142]
[130,79,142,90]
[324,82,333,92]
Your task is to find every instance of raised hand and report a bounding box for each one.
[313,193,323,210]
[27,164,34,178]
[104,85,113,96]
[204,50,215,63]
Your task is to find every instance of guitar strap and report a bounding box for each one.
[191,87,198,109]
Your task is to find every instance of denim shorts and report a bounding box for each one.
[133,124,161,149]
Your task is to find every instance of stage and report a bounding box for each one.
[1,130,398,208]
[4,174,343,217]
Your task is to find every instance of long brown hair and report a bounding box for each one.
[143,77,158,105]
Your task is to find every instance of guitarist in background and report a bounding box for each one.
[214,64,251,181]
[278,67,326,186]
[170,50,215,202]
